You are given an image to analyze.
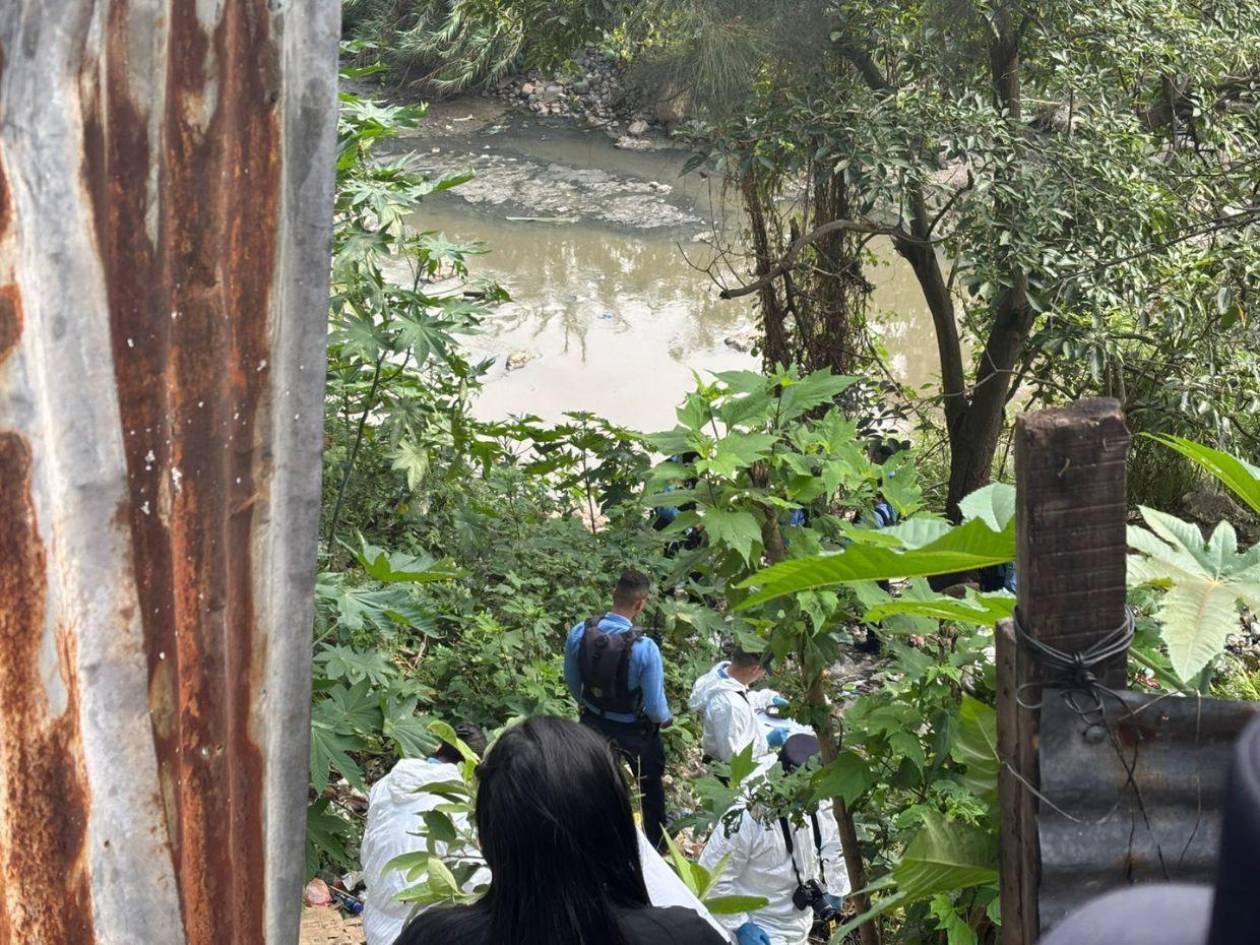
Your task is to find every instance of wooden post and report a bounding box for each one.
[997,399,1130,945]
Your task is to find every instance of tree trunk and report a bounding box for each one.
[810,167,862,376]
[891,187,966,435]
[944,306,1030,517]
[937,5,1031,521]
[936,3,1031,519]
[760,525,879,945]
[807,669,879,945]
[742,173,791,369]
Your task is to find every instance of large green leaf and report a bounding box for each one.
[892,812,998,901]
[383,849,431,882]
[422,810,459,846]
[930,894,979,945]
[306,797,354,879]
[700,433,780,479]
[663,833,708,897]
[704,508,765,565]
[864,588,1014,627]
[957,483,1017,533]
[1127,507,1260,679]
[309,678,380,790]
[646,428,701,457]
[728,743,759,790]
[736,516,1015,609]
[383,697,439,758]
[347,533,466,583]
[777,371,859,421]
[310,724,366,792]
[429,719,482,763]
[705,895,772,915]
[950,696,999,797]
[1147,434,1260,515]
[427,856,462,898]
[392,438,431,490]
[812,751,873,805]
[315,644,397,686]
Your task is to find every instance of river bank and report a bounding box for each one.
[377,86,939,431]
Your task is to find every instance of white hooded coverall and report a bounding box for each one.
[362,761,734,945]
[360,759,490,945]
[688,661,779,764]
[699,805,850,945]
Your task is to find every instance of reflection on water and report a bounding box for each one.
[408,109,944,430]
[866,237,942,397]
[419,200,756,428]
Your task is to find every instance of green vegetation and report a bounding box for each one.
[343,0,619,93]
[314,5,1260,938]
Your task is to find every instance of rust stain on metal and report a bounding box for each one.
[1037,689,1258,931]
[0,139,17,364]
[0,131,96,943]
[0,432,97,945]
[0,285,20,361]
[81,1,283,941]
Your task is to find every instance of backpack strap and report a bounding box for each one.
[578,617,607,716]
[778,817,805,890]
[613,625,646,712]
[782,814,829,886]
[811,812,827,886]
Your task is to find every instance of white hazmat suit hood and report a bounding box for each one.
[688,661,778,764]
[361,759,490,945]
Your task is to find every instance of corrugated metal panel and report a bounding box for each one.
[1038,688,1258,932]
[0,2,338,943]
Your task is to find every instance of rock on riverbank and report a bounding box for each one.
[489,48,686,148]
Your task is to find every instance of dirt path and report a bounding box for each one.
[299,907,365,945]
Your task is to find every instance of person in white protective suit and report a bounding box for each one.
[364,721,732,945]
[361,724,491,945]
[688,648,790,766]
[699,735,850,945]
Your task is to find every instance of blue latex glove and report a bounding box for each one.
[772,695,789,708]
[767,726,790,748]
[735,921,772,945]
[824,893,845,913]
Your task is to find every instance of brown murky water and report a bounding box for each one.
[405,99,940,430]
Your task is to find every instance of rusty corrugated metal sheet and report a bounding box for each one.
[0,2,338,943]
[1038,688,1258,932]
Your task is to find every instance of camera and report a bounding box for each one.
[792,879,840,923]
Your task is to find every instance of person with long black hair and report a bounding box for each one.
[395,716,728,945]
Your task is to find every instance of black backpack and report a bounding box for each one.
[578,617,645,717]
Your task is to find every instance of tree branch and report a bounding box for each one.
[835,42,893,92]
[926,172,974,237]
[1053,206,1260,286]
[718,217,911,300]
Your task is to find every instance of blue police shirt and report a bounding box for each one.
[564,613,672,725]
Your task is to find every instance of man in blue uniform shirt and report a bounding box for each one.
[565,569,673,849]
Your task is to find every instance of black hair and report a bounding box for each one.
[868,437,911,465]
[434,723,488,764]
[612,569,651,609]
[729,648,763,670]
[401,717,650,945]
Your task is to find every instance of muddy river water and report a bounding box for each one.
[399,98,939,431]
